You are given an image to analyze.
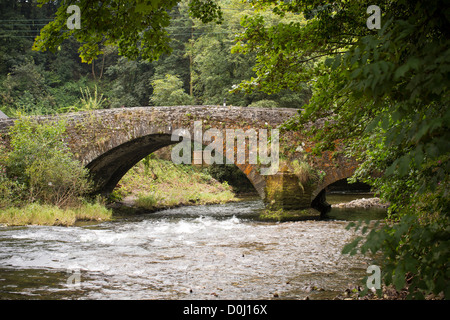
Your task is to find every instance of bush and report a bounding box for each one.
[0,169,26,208]
[0,138,26,208]
[344,153,450,299]
[3,117,92,207]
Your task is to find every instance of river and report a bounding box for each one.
[0,195,386,300]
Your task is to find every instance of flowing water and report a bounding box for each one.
[0,196,386,300]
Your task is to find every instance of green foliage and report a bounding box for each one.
[344,203,449,299]
[0,139,26,208]
[4,117,92,207]
[104,56,155,108]
[79,85,107,110]
[0,0,311,116]
[188,0,223,24]
[150,74,194,106]
[0,58,56,115]
[188,2,310,107]
[32,0,223,63]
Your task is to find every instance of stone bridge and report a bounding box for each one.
[0,106,359,215]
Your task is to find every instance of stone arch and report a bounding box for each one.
[86,133,175,195]
[310,166,357,215]
[311,166,357,201]
[85,132,267,199]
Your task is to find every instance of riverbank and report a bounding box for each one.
[109,158,240,214]
[0,158,241,226]
[0,202,112,226]
[0,158,388,226]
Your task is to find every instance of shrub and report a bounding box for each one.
[4,117,92,207]
[79,85,107,110]
[0,138,26,208]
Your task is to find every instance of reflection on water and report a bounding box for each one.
[0,198,385,300]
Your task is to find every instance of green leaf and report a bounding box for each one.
[345,221,356,230]
[391,110,402,123]
[445,286,450,299]
[394,64,409,79]
[393,265,406,290]
[413,144,424,166]
[331,54,341,71]
[342,236,362,255]
[135,3,153,13]
[385,158,399,176]
[350,68,362,79]
[425,143,439,158]
[380,115,390,131]
[397,154,411,177]
[365,114,381,133]
[324,57,334,67]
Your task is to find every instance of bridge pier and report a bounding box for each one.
[264,171,312,211]
[263,170,331,219]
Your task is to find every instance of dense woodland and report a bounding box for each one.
[0,0,310,116]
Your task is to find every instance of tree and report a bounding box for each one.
[150,74,194,106]
[104,55,155,108]
[33,0,223,63]
[152,1,194,96]
[233,0,449,298]
[5,117,91,207]
[187,0,310,106]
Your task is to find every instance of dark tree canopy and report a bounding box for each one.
[33,0,223,63]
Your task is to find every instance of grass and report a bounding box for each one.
[0,202,112,226]
[134,193,159,210]
[289,159,317,190]
[114,157,238,210]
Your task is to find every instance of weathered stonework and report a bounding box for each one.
[264,172,312,211]
[0,105,359,213]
